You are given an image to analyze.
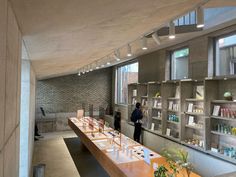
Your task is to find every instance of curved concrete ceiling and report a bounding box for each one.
[10,0,236,79]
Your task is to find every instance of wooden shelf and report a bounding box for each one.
[185,112,205,116]
[181,141,205,152]
[211,116,236,121]
[211,131,236,139]
[167,109,179,113]
[163,135,180,142]
[186,98,204,102]
[185,124,203,130]
[148,129,162,135]
[152,117,162,121]
[167,120,180,125]
[211,100,236,104]
[168,97,180,100]
[152,107,162,110]
[152,97,162,99]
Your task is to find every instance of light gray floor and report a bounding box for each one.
[32,131,80,177]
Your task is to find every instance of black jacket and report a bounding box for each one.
[131,108,143,123]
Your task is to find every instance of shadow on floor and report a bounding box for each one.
[64,137,110,177]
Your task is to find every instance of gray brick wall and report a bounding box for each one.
[36,67,112,114]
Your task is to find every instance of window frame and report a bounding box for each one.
[215,32,236,77]
[170,47,189,80]
[116,60,139,105]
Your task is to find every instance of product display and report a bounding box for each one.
[168,101,179,111]
[196,85,204,99]
[127,79,236,165]
[215,123,236,135]
[168,114,179,122]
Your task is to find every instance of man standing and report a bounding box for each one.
[131,102,143,143]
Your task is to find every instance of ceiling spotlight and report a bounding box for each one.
[127,44,132,57]
[107,62,111,65]
[101,64,105,67]
[114,49,121,61]
[86,66,89,72]
[152,32,161,45]
[169,21,175,39]
[82,68,85,74]
[78,72,81,76]
[141,37,148,50]
[96,66,99,69]
[90,65,93,71]
[196,6,204,28]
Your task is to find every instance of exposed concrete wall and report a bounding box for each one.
[0,1,22,177]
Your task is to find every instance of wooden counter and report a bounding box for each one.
[68,117,201,177]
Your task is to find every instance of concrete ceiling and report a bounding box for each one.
[10,0,236,79]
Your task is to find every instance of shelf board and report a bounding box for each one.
[181,141,205,152]
[211,130,236,139]
[185,124,203,130]
[207,150,236,165]
[131,95,137,97]
[152,97,162,99]
[211,115,236,121]
[152,117,162,121]
[211,100,236,104]
[185,112,205,116]
[141,96,148,98]
[163,135,180,142]
[152,107,162,110]
[167,109,179,113]
[168,97,180,100]
[186,98,204,102]
[148,129,162,135]
[167,120,180,125]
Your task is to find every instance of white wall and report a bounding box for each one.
[20,59,36,177]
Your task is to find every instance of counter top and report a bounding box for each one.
[68,117,200,177]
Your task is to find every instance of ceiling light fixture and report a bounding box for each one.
[82,68,85,74]
[127,44,132,57]
[114,49,121,61]
[141,37,148,50]
[196,6,204,28]
[151,32,161,45]
[95,61,100,69]
[169,21,175,39]
[107,62,111,65]
[90,64,93,72]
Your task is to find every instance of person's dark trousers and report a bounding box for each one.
[133,123,142,143]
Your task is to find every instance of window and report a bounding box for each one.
[171,48,189,80]
[216,34,236,76]
[117,62,138,104]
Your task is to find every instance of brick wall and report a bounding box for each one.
[36,67,112,115]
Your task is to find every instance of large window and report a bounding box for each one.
[117,62,138,104]
[216,34,236,76]
[171,48,189,80]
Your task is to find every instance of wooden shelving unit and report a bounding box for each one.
[205,78,236,164]
[127,77,236,164]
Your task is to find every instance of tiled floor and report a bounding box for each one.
[32,131,80,177]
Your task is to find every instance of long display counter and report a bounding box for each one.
[68,117,200,177]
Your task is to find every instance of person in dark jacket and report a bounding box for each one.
[131,102,143,143]
[114,110,121,131]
